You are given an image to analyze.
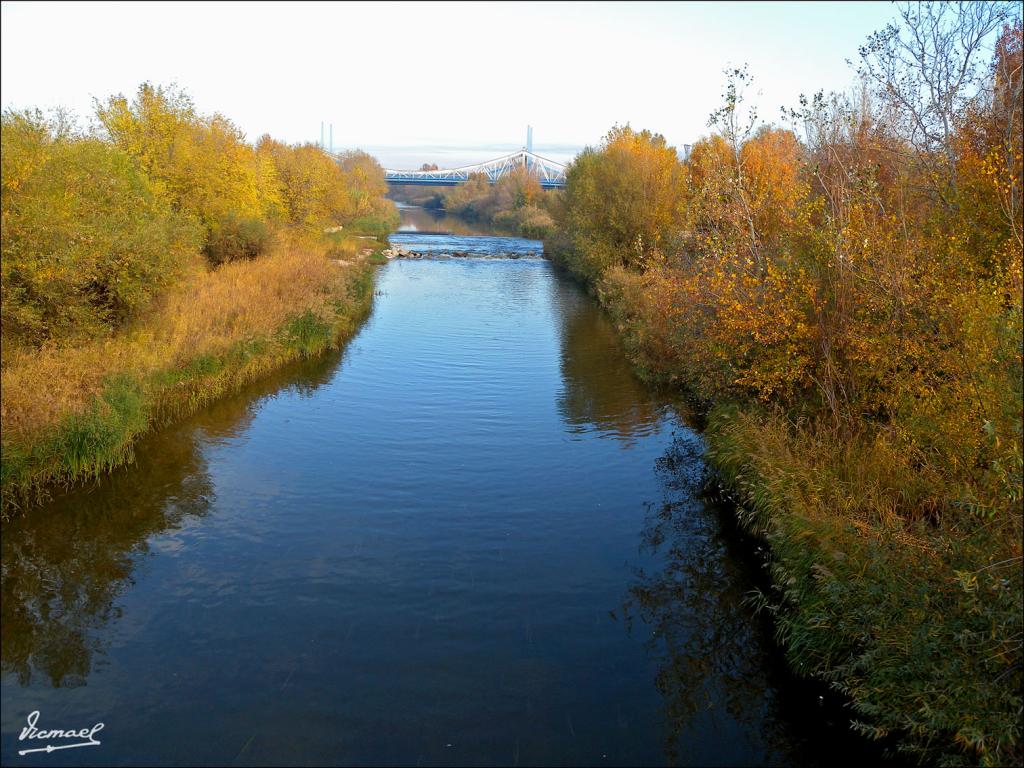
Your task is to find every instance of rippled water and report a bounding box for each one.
[389,231,543,259]
[1,226,884,766]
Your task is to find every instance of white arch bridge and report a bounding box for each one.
[382,149,567,190]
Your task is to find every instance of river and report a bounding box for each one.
[0,209,884,766]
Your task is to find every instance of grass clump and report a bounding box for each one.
[281,310,334,358]
[54,374,148,478]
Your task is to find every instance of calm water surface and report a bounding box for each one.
[1,219,878,765]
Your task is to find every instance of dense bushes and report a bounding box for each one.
[255,139,398,233]
[492,203,553,238]
[1,82,396,357]
[558,126,686,280]
[546,5,1022,764]
[93,82,396,262]
[96,85,283,236]
[205,213,273,265]
[707,405,1023,764]
[337,149,394,221]
[256,137,351,230]
[1,111,201,350]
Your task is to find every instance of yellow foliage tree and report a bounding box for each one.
[560,125,686,280]
[1,110,201,350]
[257,137,352,231]
[96,83,283,261]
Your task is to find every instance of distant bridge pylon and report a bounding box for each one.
[382,149,567,190]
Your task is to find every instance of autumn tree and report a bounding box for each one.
[256,137,350,230]
[543,5,1023,763]
[1,110,201,349]
[96,83,283,263]
[444,172,492,220]
[337,149,391,220]
[559,125,686,280]
[857,1,1016,196]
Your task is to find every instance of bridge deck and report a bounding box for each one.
[386,177,565,189]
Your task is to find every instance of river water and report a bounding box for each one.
[0,210,881,766]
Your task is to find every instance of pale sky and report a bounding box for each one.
[1,1,901,167]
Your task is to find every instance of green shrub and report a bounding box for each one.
[50,374,148,479]
[205,214,272,265]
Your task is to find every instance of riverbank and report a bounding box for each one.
[543,101,1022,763]
[1,84,399,517]
[544,245,1022,766]
[2,237,871,766]
[0,236,378,517]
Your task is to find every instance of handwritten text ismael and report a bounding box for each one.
[18,711,104,756]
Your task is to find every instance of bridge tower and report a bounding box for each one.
[526,126,534,174]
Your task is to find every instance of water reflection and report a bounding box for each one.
[394,204,508,237]
[555,285,666,442]
[0,350,343,689]
[548,261,792,762]
[620,436,792,764]
[622,438,902,767]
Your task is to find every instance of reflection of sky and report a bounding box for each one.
[356,144,583,170]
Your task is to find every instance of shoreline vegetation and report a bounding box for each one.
[1,83,397,515]
[545,6,1021,766]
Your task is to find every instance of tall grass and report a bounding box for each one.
[706,406,1022,765]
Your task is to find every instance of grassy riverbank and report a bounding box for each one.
[1,83,396,516]
[552,160,1022,768]
[545,8,1022,765]
[1,238,378,515]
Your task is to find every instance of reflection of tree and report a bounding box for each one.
[621,437,792,765]
[555,286,664,441]
[1,349,343,688]
[1,429,213,688]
